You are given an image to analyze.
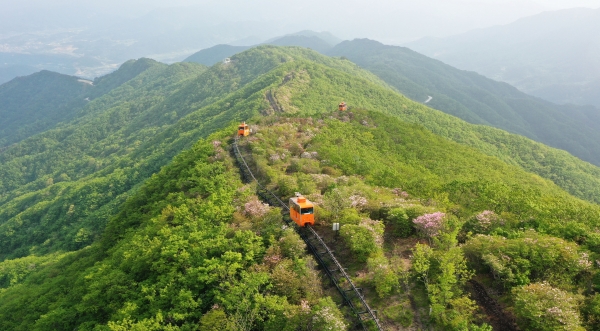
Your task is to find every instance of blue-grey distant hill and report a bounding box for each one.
[268,35,333,54]
[0,64,38,85]
[405,8,600,108]
[328,38,600,166]
[184,31,340,66]
[264,30,342,46]
[183,45,252,66]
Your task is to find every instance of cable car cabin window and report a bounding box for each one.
[290,201,300,213]
[301,207,314,215]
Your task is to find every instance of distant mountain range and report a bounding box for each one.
[185,36,600,168]
[406,7,600,108]
[327,39,600,167]
[184,31,340,66]
[2,46,600,331]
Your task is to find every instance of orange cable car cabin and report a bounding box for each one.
[289,194,315,227]
[338,102,347,111]
[238,122,250,136]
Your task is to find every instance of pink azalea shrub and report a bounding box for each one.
[392,188,409,198]
[244,198,270,218]
[413,212,446,238]
[474,210,502,232]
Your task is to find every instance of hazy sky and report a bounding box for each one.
[2,0,600,43]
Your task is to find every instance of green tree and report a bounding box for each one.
[339,224,378,262]
[367,253,398,298]
[513,282,584,331]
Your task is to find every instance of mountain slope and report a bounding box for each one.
[0,131,338,331]
[2,45,600,330]
[2,109,600,330]
[1,46,600,261]
[0,46,390,260]
[0,60,210,259]
[3,45,600,262]
[328,38,600,167]
[0,59,167,149]
[0,71,91,148]
[406,8,600,108]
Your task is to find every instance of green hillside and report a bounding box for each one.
[240,109,600,330]
[2,110,600,329]
[0,131,342,331]
[0,59,209,259]
[2,44,600,259]
[328,38,600,167]
[186,42,600,206]
[1,45,600,330]
[0,71,91,148]
[0,46,388,260]
[0,59,163,149]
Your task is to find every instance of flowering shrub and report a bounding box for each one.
[413,212,446,238]
[392,188,410,199]
[311,297,348,331]
[269,154,281,163]
[360,218,385,247]
[463,231,590,288]
[348,194,367,208]
[243,198,270,218]
[473,210,503,233]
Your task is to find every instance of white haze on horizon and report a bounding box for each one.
[1,0,599,43]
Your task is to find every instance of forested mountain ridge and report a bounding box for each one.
[0,46,389,260]
[2,102,600,329]
[2,45,600,261]
[1,45,600,330]
[327,38,600,167]
[405,7,600,108]
[186,37,600,174]
[0,59,210,259]
[0,58,165,149]
[0,71,91,148]
[183,31,340,66]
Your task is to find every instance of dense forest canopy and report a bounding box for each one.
[1,45,600,330]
